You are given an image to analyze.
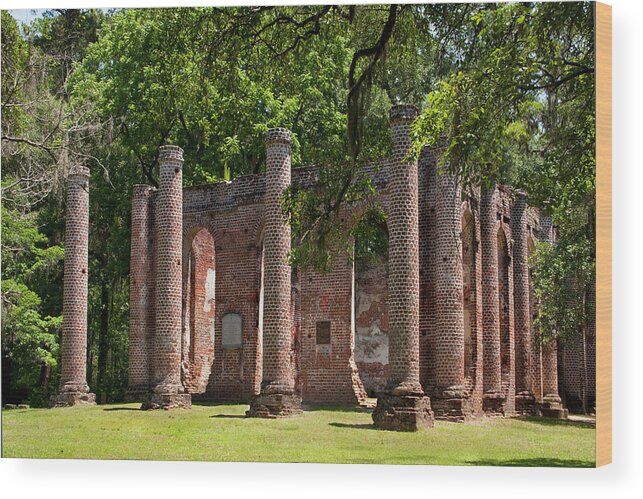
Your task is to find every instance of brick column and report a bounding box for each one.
[126,184,156,402]
[511,190,536,414]
[142,145,191,409]
[247,128,302,417]
[431,168,471,421]
[52,165,96,407]
[372,105,433,431]
[538,215,567,418]
[480,182,505,415]
[541,340,567,417]
[418,146,434,393]
[585,279,596,412]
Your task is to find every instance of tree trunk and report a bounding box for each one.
[39,362,52,388]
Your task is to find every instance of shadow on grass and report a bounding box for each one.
[103,407,140,411]
[515,416,595,429]
[192,401,248,407]
[467,457,595,468]
[328,422,375,430]
[304,405,372,414]
[209,414,246,419]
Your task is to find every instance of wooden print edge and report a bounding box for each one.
[595,1,612,468]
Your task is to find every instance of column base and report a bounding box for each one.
[539,394,568,419]
[51,391,96,407]
[483,391,507,416]
[372,394,434,431]
[432,397,472,423]
[246,392,302,418]
[432,386,472,422]
[515,391,537,415]
[141,392,192,410]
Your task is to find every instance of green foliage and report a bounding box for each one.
[283,163,379,271]
[353,204,389,266]
[411,2,596,343]
[1,202,64,404]
[530,211,595,345]
[1,4,597,402]
[1,11,30,137]
[70,7,354,184]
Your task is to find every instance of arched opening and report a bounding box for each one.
[497,228,511,382]
[181,228,216,393]
[461,209,475,379]
[353,209,389,396]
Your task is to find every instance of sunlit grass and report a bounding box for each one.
[2,403,595,466]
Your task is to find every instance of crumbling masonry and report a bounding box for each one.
[56,104,594,420]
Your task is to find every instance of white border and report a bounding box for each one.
[1,0,641,497]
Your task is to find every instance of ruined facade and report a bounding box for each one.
[116,104,589,420]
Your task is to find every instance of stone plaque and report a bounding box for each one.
[222,313,243,349]
[316,321,331,345]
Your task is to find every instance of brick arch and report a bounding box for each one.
[182,222,218,297]
[181,225,216,394]
[353,215,390,396]
[378,194,393,222]
[251,214,266,251]
[497,226,512,385]
[527,233,537,256]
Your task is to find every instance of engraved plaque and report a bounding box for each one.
[316,321,331,345]
[222,313,243,349]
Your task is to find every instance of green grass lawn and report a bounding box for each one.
[1,403,595,466]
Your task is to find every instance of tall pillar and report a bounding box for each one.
[126,184,156,402]
[418,146,435,393]
[52,165,96,407]
[142,145,191,409]
[538,215,567,418]
[541,339,567,417]
[511,190,536,414]
[247,128,302,417]
[585,279,596,412]
[372,105,433,431]
[480,182,505,415]
[532,330,544,403]
[431,168,471,421]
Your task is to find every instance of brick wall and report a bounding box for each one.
[125,114,586,415]
[355,258,389,396]
[181,228,215,393]
[300,251,367,405]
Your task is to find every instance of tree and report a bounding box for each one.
[410,2,595,344]
[2,4,597,402]
[1,201,64,405]
[1,9,108,404]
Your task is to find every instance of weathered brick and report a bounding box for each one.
[120,105,577,422]
[52,165,96,407]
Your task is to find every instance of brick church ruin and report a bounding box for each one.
[54,105,595,428]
